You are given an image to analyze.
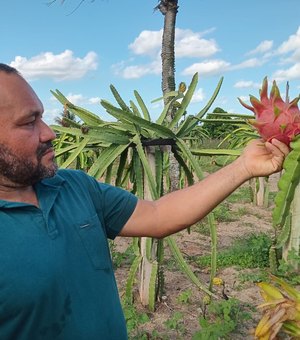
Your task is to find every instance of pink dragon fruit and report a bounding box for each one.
[238,77,300,145]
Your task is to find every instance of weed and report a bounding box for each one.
[193,233,272,269]
[236,206,249,217]
[277,249,300,284]
[226,186,252,204]
[122,299,150,338]
[163,256,178,272]
[213,203,237,222]
[192,298,251,339]
[177,288,193,304]
[109,241,136,269]
[164,311,186,336]
[195,219,211,236]
[238,270,269,284]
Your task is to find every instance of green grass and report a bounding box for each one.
[190,233,272,269]
[192,298,252,340]
[226,186,252,204]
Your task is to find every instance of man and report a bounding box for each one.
[0,63,289,340]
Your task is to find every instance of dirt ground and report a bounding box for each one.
[113,173,283,339]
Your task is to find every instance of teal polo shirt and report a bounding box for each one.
[0,169,138,340]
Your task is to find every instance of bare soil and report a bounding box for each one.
[113,173,282,339]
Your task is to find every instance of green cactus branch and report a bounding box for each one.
[51,74,227,309]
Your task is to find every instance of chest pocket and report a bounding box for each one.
[73,214,111,270]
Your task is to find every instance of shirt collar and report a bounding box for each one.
[0,172,65,208]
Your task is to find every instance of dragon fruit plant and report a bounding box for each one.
[240,78,300,339]
[239,77,300,231]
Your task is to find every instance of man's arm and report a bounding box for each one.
[119,139,289,238]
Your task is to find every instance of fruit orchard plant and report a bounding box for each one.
[239,78,300,271]
[51,73,239,310]
[238,78,300,340]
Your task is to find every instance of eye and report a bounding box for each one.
[25,121,35,126]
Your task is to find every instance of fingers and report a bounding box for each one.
[270,139,290,156]
[264,140,288,172]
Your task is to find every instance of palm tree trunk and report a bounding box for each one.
[159,0,179,192]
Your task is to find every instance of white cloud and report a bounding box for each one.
[129,30,162,56]
[129,28,219,59]
[10,50,98,81]
[246,40,273,55]
[175,28,219,58]
[117,60,161,79]
[88,97,101,104]
[117,27,221,80]
[272,63,300,82]
[51,92,100,107]
[191,88,205,103]
[277,26,300,56]
[230,58,265,70]
[234,80,261,89]
[44,108,61,125]
[66,93,85,105]
[182,59,230,77]
[269,27,300,82]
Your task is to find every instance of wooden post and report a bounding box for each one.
[139,146,158,310]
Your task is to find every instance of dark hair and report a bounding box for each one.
[0,63,19,74]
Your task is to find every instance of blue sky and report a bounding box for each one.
[2,0,300,124]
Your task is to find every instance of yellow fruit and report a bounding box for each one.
[212,277,223,286]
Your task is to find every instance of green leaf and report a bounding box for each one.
[156,99,175,126]
[132,149,144,198]
[166,236,216,297]
[81,126,131,145]
[172,148,194,186]
[101,100,176,138]
[88,144,130,178]
[52,125,131,145]
[129,100,142,118]
[175,138,204,180]
[51,89,103,125]
[115,148,129,187]
[155,149,163,196]
[176,77,223,137]
[169,73,198,129]
[148,261,158,312]
[125,255,142,304]
[134,90,151,121]
[190,148,242,156]
[199,118,248,125]
[273,137,300,229]
[54,143,80,157]
[110,84,131,112]
[60,137,91,169]
[131,135,158,200]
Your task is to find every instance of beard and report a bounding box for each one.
[0,141,58,186]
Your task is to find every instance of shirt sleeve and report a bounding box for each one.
[96,182,138,239]
[58,170,138,239]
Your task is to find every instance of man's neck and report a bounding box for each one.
[0,180,38,206]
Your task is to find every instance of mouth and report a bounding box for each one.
[42,147,55,158]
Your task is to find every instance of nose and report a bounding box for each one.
[40,120,56,142]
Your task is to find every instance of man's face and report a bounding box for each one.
[0,141,57,186]
[0,72,57,186]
